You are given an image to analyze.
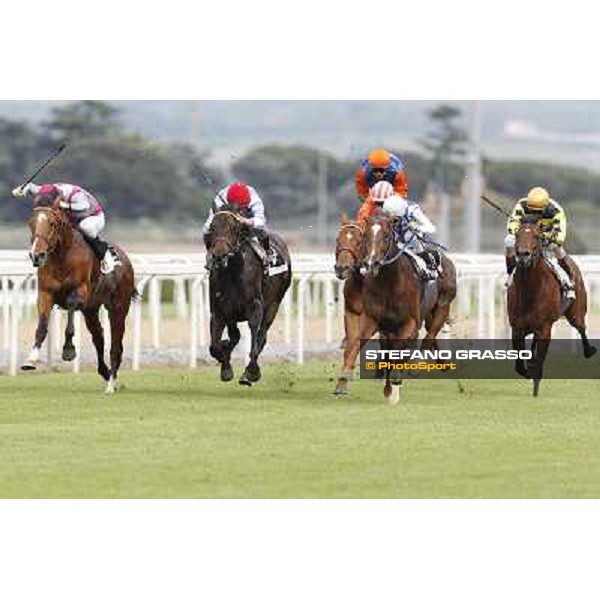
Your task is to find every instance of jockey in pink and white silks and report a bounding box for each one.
[13,182,116,274]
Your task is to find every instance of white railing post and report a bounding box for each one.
[73,311,82,373]
[296,276,309,365]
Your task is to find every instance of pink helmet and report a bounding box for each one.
[370,181,394,202]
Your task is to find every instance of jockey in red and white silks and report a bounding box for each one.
[202,182,267,234]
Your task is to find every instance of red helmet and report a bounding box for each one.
[226,182,251,207]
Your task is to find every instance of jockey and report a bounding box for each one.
[378,183,439,280]
[202,181,270,270]
[355,148,409,201]
[355,180,392,227]
[12,182,116,274]
[504,186,575,299]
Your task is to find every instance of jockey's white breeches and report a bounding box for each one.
[78,214,105,239]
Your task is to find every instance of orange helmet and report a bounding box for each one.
[368,148,391,169]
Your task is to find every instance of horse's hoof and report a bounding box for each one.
[585,346,597,359]
[244,367,261,383]
[333,387,348,395]
[20,362,37,371]
[62,347,76,362]
[387,384,401,406]
[105,376,117,394]
[220,365,234,382]
[239,376,252,387]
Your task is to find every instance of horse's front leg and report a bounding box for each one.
[62,290,82,362]
[21,289,54,370]
[240,299,264,386]
[530,323,552,398]
[512,329,529,379]
[209,313,234,382]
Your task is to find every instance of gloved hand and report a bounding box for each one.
[504,233,516,249]
[12,183,31,197]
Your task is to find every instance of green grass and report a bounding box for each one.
[1,363,600,498]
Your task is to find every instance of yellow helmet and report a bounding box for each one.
[526,187,550,211]
[368,148,391,169]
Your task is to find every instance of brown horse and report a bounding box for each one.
[207,208,292,385]
[336,210,456,402]
[333,213,365,391]
[23,206,137,393]
[508,218,596,396]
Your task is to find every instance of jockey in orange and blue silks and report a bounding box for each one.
[13,182,117,274]
[355,148,409,201]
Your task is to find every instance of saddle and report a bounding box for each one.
[247,236,288,277]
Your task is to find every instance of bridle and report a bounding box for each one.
[29,207,65,255]
[361,217,399,271]
[335,222,364,265]
[516,221,543,268]
[210,211,243,257]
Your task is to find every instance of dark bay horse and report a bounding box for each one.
[508,219,596,396]
[207,208,292,385]
[23,206,137,393]
[338,210,456,403]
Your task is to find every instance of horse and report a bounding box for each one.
[23,206,137,393]
[333,213,365,394]
[507,218,596,396]
[206,207,292,385]
[340,210,456,403]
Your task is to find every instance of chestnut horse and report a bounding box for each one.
[336,210,456,402]
[23,206,137,393]
[333,213,365,386]
[508,218,596,396]
[207,208,292,385]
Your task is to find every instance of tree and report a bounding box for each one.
[420,103,467,193]
[43,100,121,141]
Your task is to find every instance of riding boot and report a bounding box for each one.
[505,255,516,275]
[558,257,576,299]
[85,236,115,275]
[417,252,437,280]
[85,235,108,261]
[252,230,270,274]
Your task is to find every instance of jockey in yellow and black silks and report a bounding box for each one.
[504,186,574,299]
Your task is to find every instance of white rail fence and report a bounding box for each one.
[1,251,600,375]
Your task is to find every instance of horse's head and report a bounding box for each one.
[334,212,363,280]
[27,207,66,267]
[361,210,394,277]
[515,216,542,268]
[208,208,242,269]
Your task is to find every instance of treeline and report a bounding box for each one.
[0,101,220,222]
[1,101,599,225]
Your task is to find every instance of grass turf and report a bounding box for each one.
[0,362,599,498]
